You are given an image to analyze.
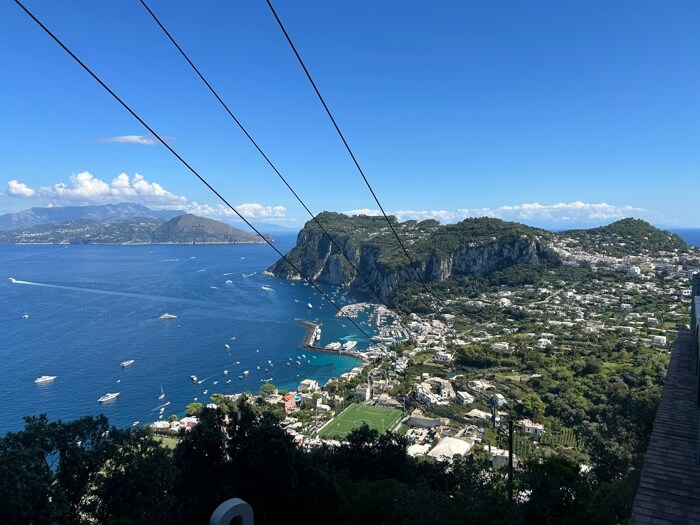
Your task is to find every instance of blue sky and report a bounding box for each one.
[1,1,698,228]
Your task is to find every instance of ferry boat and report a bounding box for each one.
[98,392,120,403]
[159,313,177,320]
[34,375,57,384]
[120,359,135,367]
[341,340,358,351]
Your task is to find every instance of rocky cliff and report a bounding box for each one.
[267,212,555,299]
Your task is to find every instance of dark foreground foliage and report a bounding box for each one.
[0,397,648,525]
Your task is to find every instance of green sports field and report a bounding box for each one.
[318,404,403,439]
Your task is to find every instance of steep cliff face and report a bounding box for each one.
[268,213,556,299]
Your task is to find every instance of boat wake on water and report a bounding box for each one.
[7,278,210,306]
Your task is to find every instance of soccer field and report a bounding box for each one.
[319,404,403,439]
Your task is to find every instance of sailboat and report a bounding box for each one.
[158,385,165,400]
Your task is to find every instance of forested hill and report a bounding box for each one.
[559,218,688,257]
[267,212,554,299]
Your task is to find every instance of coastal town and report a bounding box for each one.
[151,228,699,469]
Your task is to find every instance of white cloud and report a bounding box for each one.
[344,208,382,217]
[98,135,157,145]
[35,171,188,207]
[4,171,289,223]
[7,179,36,197]
[179,202,288,221]
[345,201,656,226]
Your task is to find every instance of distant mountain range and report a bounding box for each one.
[0,204,267,244]
[0,203,181,230]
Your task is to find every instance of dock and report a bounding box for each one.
[297,320,371,362]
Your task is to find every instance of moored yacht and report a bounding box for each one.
[98,392,120,403]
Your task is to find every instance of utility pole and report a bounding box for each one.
[508,418,514,504]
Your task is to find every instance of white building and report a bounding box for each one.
[517,418,545,437]
[652,335,667,346]
[354,384,372,401]
[427,437,474,461]
[435,351,454,362]
[456,391,475,405]
[297,379,319,392]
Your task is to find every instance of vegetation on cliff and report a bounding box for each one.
[268,212,552,298]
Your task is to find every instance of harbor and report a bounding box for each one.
[298,318,395,364]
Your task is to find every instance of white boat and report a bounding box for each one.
[226,379,232,384]
[325,342,342,350]
[224,369,228,375]
[159,313,177,320]
[132,421,140,427]
[307,303,313,309]
[8,277,17,284]
[34,375,56,384]
[158,386,165,400]
[225,280,233,285]
[261,285,273,291]
[341,340,358,351]
[22,309,29,319]
[120,359,135,367]
[191,375,198,382]
[225,343,230,350]
[98,392,120,403]
[243,370,249,376]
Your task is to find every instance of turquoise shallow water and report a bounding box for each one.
[0,235,368,435]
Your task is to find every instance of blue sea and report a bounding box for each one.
[0,234,368,435]
[670,229,700,248]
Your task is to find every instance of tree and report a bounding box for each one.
[0,414,114,525]
[520,455,594,524]
[260,383,277,395]
[185,402,203,416]
[88,428,176,524]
